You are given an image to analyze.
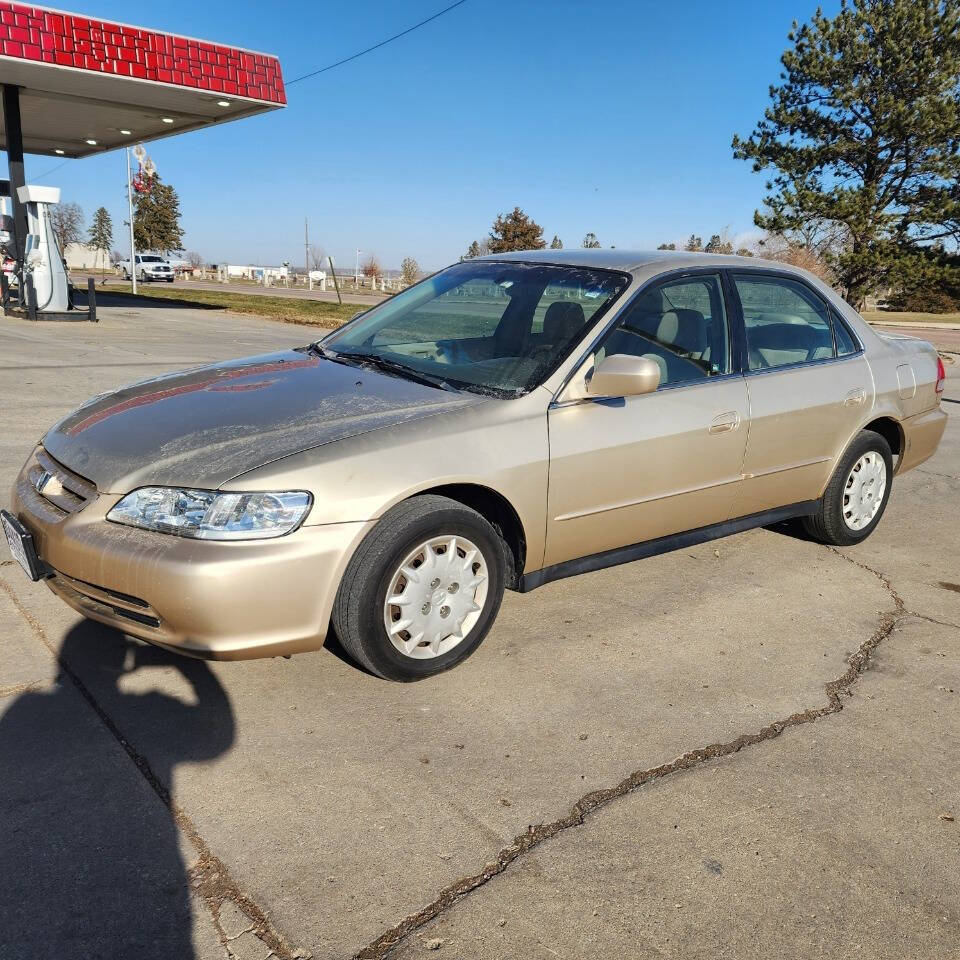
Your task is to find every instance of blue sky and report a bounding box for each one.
[25,0,841,270]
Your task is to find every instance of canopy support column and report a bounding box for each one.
[2,84,27,271]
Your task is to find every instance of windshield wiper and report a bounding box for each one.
[335,351,456,392]
[309,342,350,364]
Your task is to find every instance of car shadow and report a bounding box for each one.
[93,289,224,311]
[765,516,820,542]
[0,621,235,958]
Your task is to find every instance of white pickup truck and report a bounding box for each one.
[116,254,174,282]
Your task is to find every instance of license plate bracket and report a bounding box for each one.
[1,509,44,582]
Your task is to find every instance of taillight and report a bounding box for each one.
[936,356,946,396]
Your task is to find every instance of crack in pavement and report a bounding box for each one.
[0,677,53,698]
[0,574,310,960]
[916,467,960,482]
[352,546,922,960]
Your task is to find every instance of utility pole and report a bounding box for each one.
[305,217,311,291]
[355,248,361,286]
[126,146,137,295]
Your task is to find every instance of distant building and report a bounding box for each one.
[63,243,104,270]
[219,263,290,283]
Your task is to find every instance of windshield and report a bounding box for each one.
[141,256,164,263]
[323,261,628,396]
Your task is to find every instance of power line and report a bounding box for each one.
[32,158,72,181]
[286,0,470,86]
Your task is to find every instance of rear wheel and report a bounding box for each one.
[803,430,893,546]
[332,495,507,681]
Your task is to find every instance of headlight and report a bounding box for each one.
[107,488,312,540]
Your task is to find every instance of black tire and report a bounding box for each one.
[332,495,507,681]
[803,429,893,546]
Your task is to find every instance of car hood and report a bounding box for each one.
[43,349,486,492]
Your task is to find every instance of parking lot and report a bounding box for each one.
[1,301,957,960]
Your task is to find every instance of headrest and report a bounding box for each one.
[657,308,707,354]
[543,301,586,342]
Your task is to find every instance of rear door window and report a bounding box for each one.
[734,275,835,370]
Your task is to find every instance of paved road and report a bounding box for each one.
[1,304,957,960]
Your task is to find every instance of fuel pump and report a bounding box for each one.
[17,185,69,313]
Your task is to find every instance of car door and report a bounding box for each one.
[726,271,873,517]
[544,271,749,568]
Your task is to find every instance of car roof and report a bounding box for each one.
[475,248,799,278]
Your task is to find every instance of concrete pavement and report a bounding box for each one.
[0,302,957,960]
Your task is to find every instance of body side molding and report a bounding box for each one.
[517,500,820,592]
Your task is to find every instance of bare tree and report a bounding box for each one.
[361,255,382,279]
[400,256,420,286]
[755,222,845,284]
[307,244,326,271]
[186,251,204,269]
[50,202,84,253]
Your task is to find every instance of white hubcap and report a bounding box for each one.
[383,536,489,659]
[842,452,887,531]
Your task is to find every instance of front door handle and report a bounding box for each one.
[709,411,741,435]
[844,388,866,406]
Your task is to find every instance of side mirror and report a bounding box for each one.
[587,354,660,397]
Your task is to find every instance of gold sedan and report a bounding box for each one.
[3,251,947,680]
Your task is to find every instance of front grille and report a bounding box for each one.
[26,449,97,516]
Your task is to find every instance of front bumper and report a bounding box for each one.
[9,450,372,659]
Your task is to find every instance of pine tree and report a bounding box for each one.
[582,232,601,248]
[684,234,703,252]
[487,208,546,252]
[733,0,960,306]
[704,233,733,254]
[657,242,676,250]
[133,176,185,253]
[87,207,113,273]
[550,234,563,249]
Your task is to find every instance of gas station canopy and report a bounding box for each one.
[0,2,286,158]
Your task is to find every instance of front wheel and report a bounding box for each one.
[803,429,893,546]
[332,495,507,681]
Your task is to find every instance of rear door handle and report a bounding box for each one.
[709,411,741,434]
[845,388,866,406]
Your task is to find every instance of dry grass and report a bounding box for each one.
[115,286,363,327]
